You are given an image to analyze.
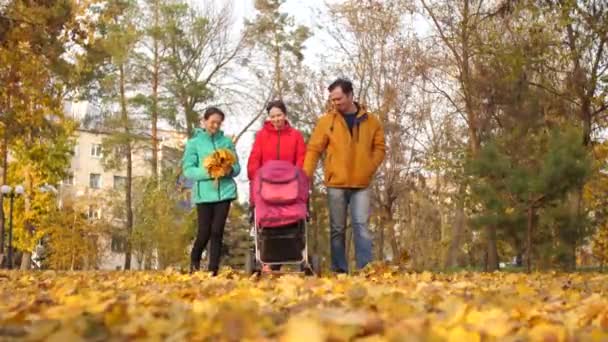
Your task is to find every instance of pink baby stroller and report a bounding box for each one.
[245,160,320,275]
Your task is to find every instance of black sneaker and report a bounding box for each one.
[189,262,200,274]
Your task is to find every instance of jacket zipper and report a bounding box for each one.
[211,134,220,200]
[277,128,281,159]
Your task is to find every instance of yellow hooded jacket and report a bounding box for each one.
[303,104,386,188]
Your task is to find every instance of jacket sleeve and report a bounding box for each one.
[247,131,263,180]
[295,130,306,169]
[182,140,212,181]
[227,139,241,178]
[303,117,329,178]
[370,118,386,173]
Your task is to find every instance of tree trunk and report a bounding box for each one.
[20,156,33,270]
[120,64,134,270]
[70,249,75,271]
[19,252,30,270]
[311,188,319,254]
[274,42,282,98]
[445,186,466,268]
[568,188,583,270]
[0,129,8,258]
[377,215,384,261]
[388,219,400,263]
[485,225,499,271]
[151,0,160,179]
[125,128,134,271]
[465,0,498,271]
[526,205,534,273]
[512,234,524,267]
[383,202,399,262]
[515,252,523,267]
[185,101,196,137]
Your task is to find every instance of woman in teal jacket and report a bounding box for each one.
[182,107,241,275]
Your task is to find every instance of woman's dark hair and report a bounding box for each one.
[266,100,287,115]
[202,106,225,121]
[328,78,354,95]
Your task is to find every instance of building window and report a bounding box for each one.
[89,173,101,189]
[113,176,127,190]
[87,205,101,220]
[63,172,75,186]
[91,143,102,158]
[144,149,153,161]
[114,146,128,158]
[110,234,127,253]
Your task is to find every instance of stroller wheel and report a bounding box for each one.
[245,250,256,275]
[303,254,321,276]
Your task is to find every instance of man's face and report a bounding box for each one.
[329,86,354,114]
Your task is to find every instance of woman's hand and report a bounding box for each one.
[222,165,233,177]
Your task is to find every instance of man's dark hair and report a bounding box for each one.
[202,106,225,121]
[266,99,287,115]
[328,78,354,95]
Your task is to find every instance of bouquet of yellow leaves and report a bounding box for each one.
[203,148,236,186]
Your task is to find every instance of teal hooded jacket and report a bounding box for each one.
[182,128,241,204]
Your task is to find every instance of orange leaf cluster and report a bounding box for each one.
[203,148,236,181]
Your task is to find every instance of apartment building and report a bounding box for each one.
[63,102,188,269]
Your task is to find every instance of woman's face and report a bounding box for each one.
[201,113,223,135]
[269,107,286,130]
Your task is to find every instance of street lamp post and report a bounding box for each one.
[1,184,24,269]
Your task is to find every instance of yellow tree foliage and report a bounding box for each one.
[583,142,608,210]
[1,0,89,263]
[583,142,608,265]
[592,225,608,267]
[40,197,108,270]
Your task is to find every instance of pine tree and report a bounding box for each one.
[244,0,311,107]
[469,125,591,271]
[82,0,142,270]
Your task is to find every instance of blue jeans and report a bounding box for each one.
[327,187,373,273]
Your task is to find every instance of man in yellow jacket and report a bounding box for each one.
[303,78,386,273]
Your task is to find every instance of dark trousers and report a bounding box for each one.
[191,200,231,274]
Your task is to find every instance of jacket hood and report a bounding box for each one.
[328,102,369,119]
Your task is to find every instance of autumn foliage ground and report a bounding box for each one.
[1,266,608,341]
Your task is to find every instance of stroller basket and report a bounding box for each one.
[258,222,304,262]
